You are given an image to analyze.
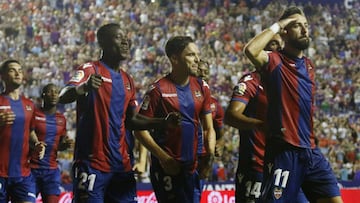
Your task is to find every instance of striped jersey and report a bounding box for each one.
[66,61,138,172]
[30,108,66,169]
[139,75,212,172]
[0,95,35,177]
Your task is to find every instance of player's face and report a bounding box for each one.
[3,62,23,89]
[43,85,59,106]
[198,63,210,81]
[284,14,310,50]
[105,28,130,60]
[180,42,200,76]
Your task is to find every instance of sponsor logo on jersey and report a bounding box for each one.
[35,116,46,121]
[162,93,177,97]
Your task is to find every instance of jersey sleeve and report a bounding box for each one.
[231,74,259,104]
[139,84,161,117]
[201,80,212,115]
[67,62,96,86]
[213,99,224,130]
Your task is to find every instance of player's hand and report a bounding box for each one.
[278,16,299,34]
[0,111,15,126]
[159,155,181,175]
[85,74,103,91]
[164,112,182,128]
[58,136,74,151]
[198,154,214,179]
[133,161,146,174]
[34,142,47,160]
[215,139,225,157]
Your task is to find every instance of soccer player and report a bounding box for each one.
[195,59,225,202]
[134,36,216,203]
[30,83,73,203]
[224,34,282,203]
[58,23,180,203]
[0,59,45,203]
[244,6,343,203]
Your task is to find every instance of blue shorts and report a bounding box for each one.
[32,168,61,196]
[235,168,263,203]
[150,160,200,203]
[72,161,137,203]
[262,143,340,202]
[0,174,36,203]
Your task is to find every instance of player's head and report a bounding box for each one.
[165,36,200,76]
[97,23,130,60]
[41,83,59,107]
[279,6,310,51]
[0,59,23,90]
[198,59,210,82]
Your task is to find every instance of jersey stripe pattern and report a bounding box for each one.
[0,95,35,177]
[30,108,66,169]
[67,61,137,172]
[139,75,212,172]
[266,52,316,148]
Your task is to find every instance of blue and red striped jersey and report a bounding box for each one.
[0,95,35,177]
[66,61,138,172]
[139,75,212,172]
[30,108,66,169]
[265,51,316,148]
[231,72,267,173]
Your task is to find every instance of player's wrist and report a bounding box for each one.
[269,22,281,34]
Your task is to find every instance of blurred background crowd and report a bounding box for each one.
[0,0,359,186]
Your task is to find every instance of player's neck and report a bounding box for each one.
[169,72,189,87]
[42,105,57,114]
[100,56,122,71]
[4,88,20,100]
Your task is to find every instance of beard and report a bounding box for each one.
[288,37,310,50]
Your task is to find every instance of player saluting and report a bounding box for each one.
[244,6,343,203]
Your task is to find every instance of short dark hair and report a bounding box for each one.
[41,83,57,96]
[279,6,304,21]
[97,23,121,47]
[165,36,194,58]
[0,59,21,75]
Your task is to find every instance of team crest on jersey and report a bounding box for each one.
[234,82,247,96]
[210,103,216,111]
[69,70,85,82]
[141,95,150,110]
[273,187,283,199]
[25,105,32,111]
[125,83,131,91]
[194,90,202,98]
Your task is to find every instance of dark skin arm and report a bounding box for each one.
[224,101,265,131]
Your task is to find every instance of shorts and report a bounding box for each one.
[235,168,263,203]
[72,161,137,203]
[150,160,200,203]
[0,174,36,203]
[262,143,340,202]
[32,168,61,196]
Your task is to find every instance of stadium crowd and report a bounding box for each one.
[0,0,359,186]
